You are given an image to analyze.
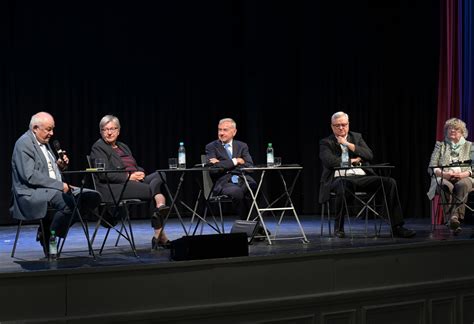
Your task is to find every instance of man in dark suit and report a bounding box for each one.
[205,118,257,221]
[319,111,415,238]
[11,112,100,254]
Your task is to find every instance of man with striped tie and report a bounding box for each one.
[205,118,257,221]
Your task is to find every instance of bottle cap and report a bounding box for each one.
[179,142,184,145]
[51,230,55,235]
[268,143,272,147]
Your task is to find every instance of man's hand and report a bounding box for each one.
[130,171,145,181]
[335,136,348,146]
[57,153,69,170]
[351,157,362,165]
[235,158,245,165]
[63,182,70,193]
[209,158,220,164]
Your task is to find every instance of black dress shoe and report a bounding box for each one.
[257,226,271,236]
[157,205,170,217]
[37,228,50,255]
[151,237,171,250]
[252,227,270,241]
[334,230,345,238]
[392,226,416,238]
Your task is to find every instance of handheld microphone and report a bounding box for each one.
[52,140,66,160]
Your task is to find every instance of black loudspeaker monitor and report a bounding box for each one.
[170,233,249,261]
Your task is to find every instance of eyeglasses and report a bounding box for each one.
[332,123,349,128]
[101,127,119,133]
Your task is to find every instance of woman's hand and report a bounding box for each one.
[130,171,145,181]
[450,170,470,180]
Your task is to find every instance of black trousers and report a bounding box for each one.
[330,175,404,230]
[46,189,101,237]
[218,179,258,220]
[111,171,166,229]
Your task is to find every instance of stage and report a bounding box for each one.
[1,216,474,323]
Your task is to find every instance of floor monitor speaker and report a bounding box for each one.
[170,232,249,261]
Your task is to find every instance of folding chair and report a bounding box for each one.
[320,190,382,238]
[10,210,52,258]
[86,155,148,257]
[430,188,474,230]
[189,155,233,235]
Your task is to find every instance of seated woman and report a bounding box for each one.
[90,115,170,249]
[427,118,474,232]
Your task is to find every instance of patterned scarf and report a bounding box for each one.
[446,136,465,158]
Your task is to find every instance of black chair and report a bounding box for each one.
[430,188,474,230]
[86,155,148,256]
[189,155,233,235]
[320,189,383,238]
[10,209,52,258]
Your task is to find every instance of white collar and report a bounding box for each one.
[222,140,233,147]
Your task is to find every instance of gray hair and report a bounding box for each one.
[218,118,237,129]
[444,118,468,138]
[99,115,121,132]
[331,111,349,123]
[29,112,53,130]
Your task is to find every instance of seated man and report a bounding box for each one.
[205,118,258,223]
[319,111,416,238]
[10,112,101,254]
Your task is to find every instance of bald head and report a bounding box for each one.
[30,112,55,144]
[30,112,54,130]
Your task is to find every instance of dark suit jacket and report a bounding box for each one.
[10,131,65,220]
[319,131,374,203]
[205,139,256,194]
[90,138,145,202]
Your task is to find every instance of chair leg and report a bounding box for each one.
[320,203,324,237]
[11,220,23,258]
[218,201,225,233]
[114,223,125,246]
[123,207,138,257]
[320,201,332,237]
[99,228,111,255]
[39,219,48,257]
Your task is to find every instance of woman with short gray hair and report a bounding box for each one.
[428,118,474,232]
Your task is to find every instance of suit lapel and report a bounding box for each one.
[216,141,229,160]
[231,141,239,158]
[28,131,48,168]
[331,135,341,154]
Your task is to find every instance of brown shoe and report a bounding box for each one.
[449,216,461,231]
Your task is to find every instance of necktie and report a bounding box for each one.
[224,143,239,184]
[224,143,233,159]
[48,148,63,181]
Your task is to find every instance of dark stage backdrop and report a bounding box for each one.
[0,1,440,224]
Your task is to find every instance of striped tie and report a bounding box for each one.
[224,143,239,184]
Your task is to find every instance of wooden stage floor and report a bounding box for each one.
[1,215,472,274]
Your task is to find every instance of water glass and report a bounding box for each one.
[274,157,282,167]
[168,158,178,169]
[95,158,105,170]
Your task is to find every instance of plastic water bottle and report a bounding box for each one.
[178,142,186,169]
[340,145,350,167]
[266,143,274,167]
[49,230,57,260]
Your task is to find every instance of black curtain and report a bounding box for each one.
[0,0,440,224]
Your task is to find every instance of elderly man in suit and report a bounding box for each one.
[205,118,257,221]
[11,112,100,253]
[319,111,416,238]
